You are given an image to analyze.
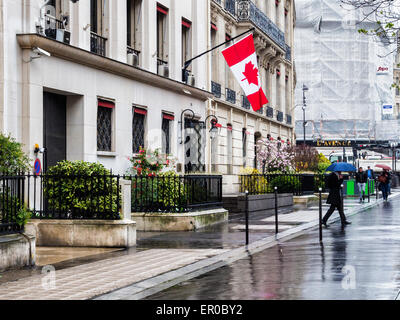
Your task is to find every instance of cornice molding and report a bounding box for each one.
[17,34,213,101]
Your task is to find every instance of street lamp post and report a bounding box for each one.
[302,84,309,145]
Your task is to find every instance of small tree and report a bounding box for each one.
[256,138,295,173]
[293,145,319,172]
[0,133,30,173]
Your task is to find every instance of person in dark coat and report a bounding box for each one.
[378,169,390,201]
[322,171,351,227]
[355,167,367,202]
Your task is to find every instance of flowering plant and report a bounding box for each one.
[256,138,295,173]
[127,147,176,176]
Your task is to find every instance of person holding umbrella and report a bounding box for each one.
[377,169,390,201]
[322,162,354,227]
[375,164,392,199]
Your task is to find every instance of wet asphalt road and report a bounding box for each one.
[146,198,400,300]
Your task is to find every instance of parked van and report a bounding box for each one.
[329,152,354,163]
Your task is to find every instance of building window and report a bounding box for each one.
[162,113,174,154]
[132,107,147,153]
[227,124,233,174]
[97,100,114,152]
[90,0,106,56]
[242,128,247,167]
[182,19,192,70]
[396,77,400,96]
[90,0,104,35]
[157,4,169,64]
[211,23,218,82]
[127,0,142,51]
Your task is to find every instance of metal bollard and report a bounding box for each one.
[319,187,323,242]
[274,186,278,234]
[376,180,379,201]
[367,179,370,203]
[245,190,249,245]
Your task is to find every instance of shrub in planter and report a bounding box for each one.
[131,171,187,212]
[157,171,187,211]
[239,168,269,194]
[269,175,301,193]
[44,161,120,219]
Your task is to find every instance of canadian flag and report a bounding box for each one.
[222,34,268,111]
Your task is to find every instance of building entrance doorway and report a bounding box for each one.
[43,91,67,171]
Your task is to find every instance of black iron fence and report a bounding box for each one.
[0,174,25,235]
[1,173,121,229]
[240,173,328,196]
[129,174,223,213]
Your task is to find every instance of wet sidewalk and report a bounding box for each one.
[0,191,398,300]
[147,195,400,300]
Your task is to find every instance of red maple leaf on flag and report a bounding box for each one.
[242,61,259,86]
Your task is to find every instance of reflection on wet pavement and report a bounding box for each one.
[146,199,400,300]
[35,247,122,266]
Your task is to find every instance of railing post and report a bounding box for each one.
[367,178,370,203]
[119,179,132,220]
[274,186,278,234]
[376,179,379,201]
[319,187,323,242]
[245,190,249,245]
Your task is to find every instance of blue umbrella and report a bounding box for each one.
[326,162,356,172]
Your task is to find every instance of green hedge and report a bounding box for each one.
[43,161,120,219]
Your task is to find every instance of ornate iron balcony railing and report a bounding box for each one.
[90,32,107,57]
[226,88,236,104]
[285,44,291,61]
[211,81,222,98]
[277,111,284,122]
[237,0,285,50]
[242,95,251,109]
[225,0,236,16]
[266,106,274,118]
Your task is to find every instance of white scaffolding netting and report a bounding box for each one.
[294,0,398,142]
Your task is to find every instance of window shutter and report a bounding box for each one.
[134,107,147,115]
[157,4,168,15]
[182,19,191,28]
[162,113,174,121]
[98,99,115,108]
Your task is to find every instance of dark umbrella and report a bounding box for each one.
[326,162,357,172]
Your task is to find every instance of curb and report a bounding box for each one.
[94,192,400,300]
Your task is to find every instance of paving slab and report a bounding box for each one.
[0,249,227,300]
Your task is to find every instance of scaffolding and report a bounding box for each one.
[294,0,398,143]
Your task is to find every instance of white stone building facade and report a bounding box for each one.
[0,0,296,191]
[0,0,212,174]
[208,0,296,193]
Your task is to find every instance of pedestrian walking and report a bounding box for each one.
[355,167,367,203]
[378,169,390,201]
[322,171,352,228]
[366,166,375,180]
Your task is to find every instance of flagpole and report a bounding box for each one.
[182,27,255,82]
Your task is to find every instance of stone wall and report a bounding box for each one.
[0,233,36,272]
